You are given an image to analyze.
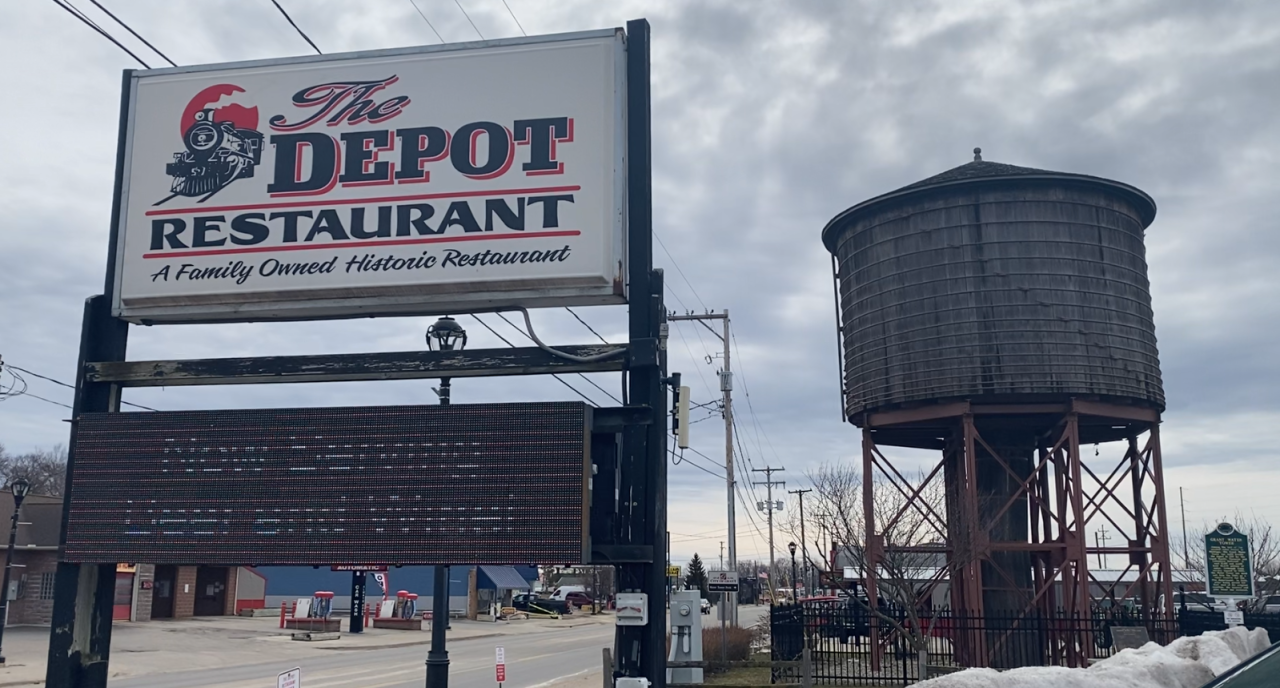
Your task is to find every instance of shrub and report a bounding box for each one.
[702,625,755,672]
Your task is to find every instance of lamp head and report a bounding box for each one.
[788,541,797,556]
[427,316,468,352]
[10,478,30,500]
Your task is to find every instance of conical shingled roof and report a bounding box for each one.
[821,149,1157,252]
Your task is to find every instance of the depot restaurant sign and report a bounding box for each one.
[111,30,626,323]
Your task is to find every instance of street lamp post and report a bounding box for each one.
[0,478,31,664]
[425,317,466,688]
[788,542,798,604]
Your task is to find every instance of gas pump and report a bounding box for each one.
[311,591,334,619]
[392,590,409,619]
[666,590,703,685]
[403,593,419,619]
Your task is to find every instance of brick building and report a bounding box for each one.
[2,492,265,625]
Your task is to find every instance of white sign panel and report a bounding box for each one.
[112,30,627,323]
[277,667,300,688]
[707,570,739,592]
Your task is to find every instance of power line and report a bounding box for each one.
[269,0,322,54]
[490,311,622,405]
[499,0,527,35]
[564,307,611,345]
[50,0,151,67]
[731,330,783,465]
[406,0,445,42]
[6,364,159,412]
[466,315,603,406]
[669,448,723,481]
[87,0,177,66]
[452,0,485,39]
[654,231,708,312]
[19,392,73,411]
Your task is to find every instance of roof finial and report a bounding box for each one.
[973,147,983,162]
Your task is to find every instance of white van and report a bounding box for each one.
[551,585,586,600]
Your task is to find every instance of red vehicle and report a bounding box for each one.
[564,591,594,608]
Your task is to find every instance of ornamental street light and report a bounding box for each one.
[788,541,799,604]
[427,316,467,407]
[425,316,465,688]
[0,478,31,664]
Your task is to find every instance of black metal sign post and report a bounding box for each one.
[45,21,667,688]
[45,67,135,688]
[351,572,367,634]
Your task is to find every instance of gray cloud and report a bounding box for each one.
[2,0,1278,561]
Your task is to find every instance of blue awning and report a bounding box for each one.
[479,566,533,590]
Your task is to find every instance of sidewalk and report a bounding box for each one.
[0,611,614,686]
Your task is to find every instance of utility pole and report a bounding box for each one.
[720,541,724,570]
[669,310,736,624]
[789,488,812,594]
[1180,487,1190,570]
[752,467,785,597]
[1095,525,1111,569]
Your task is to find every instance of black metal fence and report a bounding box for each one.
[771,603,1189,686]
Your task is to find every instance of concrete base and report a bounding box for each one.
[372,617,423,631]
[284,618,342,632]
[291,631,341,642]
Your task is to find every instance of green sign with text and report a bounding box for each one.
[1205,523,1253,599]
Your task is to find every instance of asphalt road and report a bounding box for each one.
[112,623,613,688]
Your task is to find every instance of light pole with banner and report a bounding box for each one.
[426,316,467,688]
[0,478,30,664]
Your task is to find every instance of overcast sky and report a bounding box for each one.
[1,0,1278,570]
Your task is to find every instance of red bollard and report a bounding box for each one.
[279,601,287,629]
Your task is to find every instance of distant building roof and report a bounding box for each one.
[478,566,532,590]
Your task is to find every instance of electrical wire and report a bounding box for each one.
[453,0,485,39]
[564,307,611,345]
[467,315,604,406]
[269,0,322,54]
[87,0,177,66]
[19,391,73,411]
[499,0,527,35]
[492,309,624,364]
[654,231,708,312]
[49,0,151,67]
[406,0,445,43]
[6,364,160,412]
[669,447,723,481]
[490,312,622,404]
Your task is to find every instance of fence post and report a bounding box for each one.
[801,646,812,688]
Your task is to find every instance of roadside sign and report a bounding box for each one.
[278,667,300,688]
[330,564,388,572]
[1206,523,1254,598]
[110,32,628,324]
[666,565,681,578]
[496,646,506,684]
[707,570,740,593]
[1224,609,1244,627]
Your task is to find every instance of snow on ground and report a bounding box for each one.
[917,626,1272,688]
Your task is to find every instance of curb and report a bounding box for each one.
[313,621,609,651]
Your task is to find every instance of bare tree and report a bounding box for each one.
[0,444,67,496]
[798,462,963,661]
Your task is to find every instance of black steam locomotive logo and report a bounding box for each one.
[155,107,264,205]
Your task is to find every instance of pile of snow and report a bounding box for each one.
[917,626,1272,688]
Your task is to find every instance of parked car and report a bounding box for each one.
[700,598,711,614]
[563,591,594,608]
[512,593,572,615]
